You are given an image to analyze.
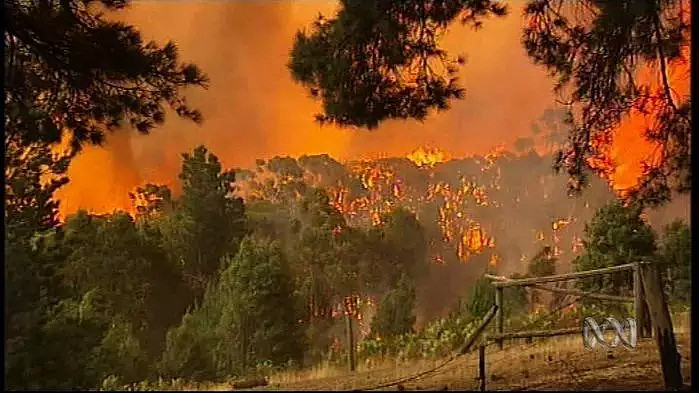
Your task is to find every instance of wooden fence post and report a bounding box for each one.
[643,300,653,338]
[640,263,682,389]
[633,263,647,338]
[479,344,486,391]
[346,313,355,372]
[495,287,503,350]
[459,305,498,355]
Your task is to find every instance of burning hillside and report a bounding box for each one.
[53,1,689,225]
[236,146,680,321]
[237,148,622,277]
[46,0,690,325]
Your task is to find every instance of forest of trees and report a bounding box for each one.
[5,142,690,389]
[6,141,439,387]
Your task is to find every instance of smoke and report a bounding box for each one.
[48,1,690,329]
[56,0,560,215]
[55,1,690,218]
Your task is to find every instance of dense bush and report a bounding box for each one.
[370,275,417,339]
[160,236,303,381]
[573,201,656,295]
[656,220,691,303]
[359,312,480,361]
[5,146,689,389]
[6,0,690,388]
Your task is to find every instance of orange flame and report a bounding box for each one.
[603,10,690,193]
[489,253,499,267]
[552,217,572,231]
[406,147,450,168]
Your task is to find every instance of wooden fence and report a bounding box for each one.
[484,262,651,349]
[354,261,683,390]
[480,260,684,390]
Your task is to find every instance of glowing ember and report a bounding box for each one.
[534,231,545,242]
[571,234,584,253]
[489,253,499,267]
[552,217,572,231]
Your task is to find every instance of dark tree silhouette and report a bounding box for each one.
[289,0,690,206]
[4,0,207,151]
[523,0,690,205]
[4,0,208,233]
[288,0,507,129]
[4,1,207,388]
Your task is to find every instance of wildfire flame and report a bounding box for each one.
[591,15,690,194]
[571,234,584,253]
[534,230,545,242]
[552,217,572,231]
[406,147,450,168]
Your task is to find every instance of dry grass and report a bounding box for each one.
[204,311,692,391]
[265,354,466,386]
[674,310,691,332]
[255,333,691,391]
[266,360,345,385]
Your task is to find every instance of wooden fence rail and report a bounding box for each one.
[486,262,650,350]
[484,274,634,303]
[490,262,647,288]
[459,304,499,354]
[482,261,684,389]
[487,327,580,341]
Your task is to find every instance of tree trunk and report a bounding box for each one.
[478,344,486,391]
[634,263,650,339]
[641,280,653,338]
[345,313,355,372]
[640,264,682,390]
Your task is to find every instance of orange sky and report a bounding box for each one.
[54,0,688,217]
[607,44,691,190]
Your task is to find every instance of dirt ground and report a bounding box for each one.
[250,330,691,391]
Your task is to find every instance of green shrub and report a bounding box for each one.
[160,236,304,381]
[573,201,656,295]
[370,274,417,339]
[359,312,479,361]
[656,220,691,304]
[466,275,528,320]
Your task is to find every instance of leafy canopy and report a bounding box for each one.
[573,201,656,294]
[288,0,507,129]
[523,0,691,205]
[4,0,207,152]
[655,220,690,302]
[370,274,417,339]
[155,145,246,297]
[161,236,303,380]
[289,0,691,205]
